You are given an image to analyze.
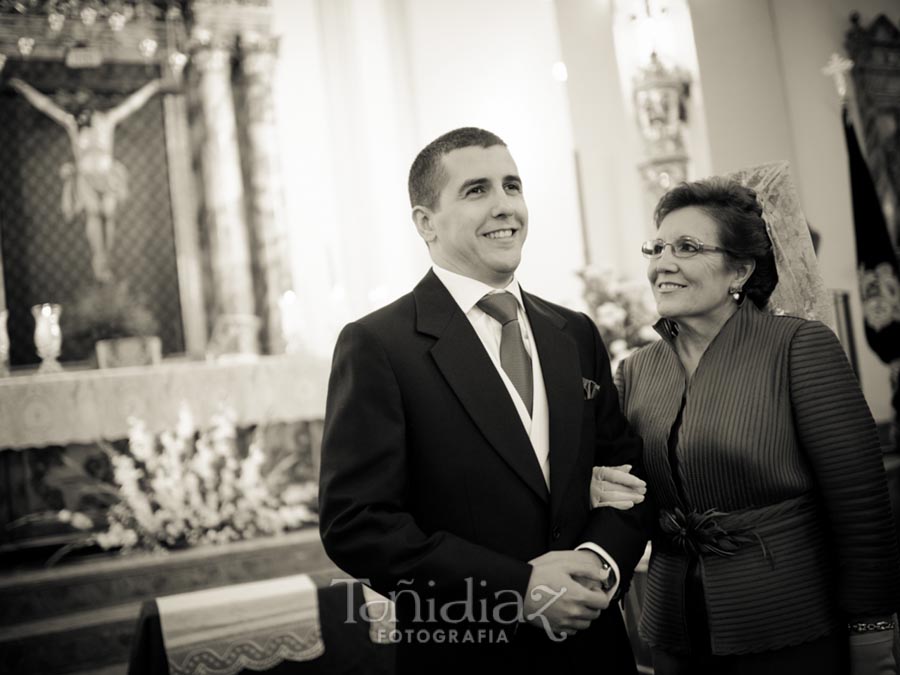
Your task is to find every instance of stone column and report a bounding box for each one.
[239,34,291,354]
[193,43,258,354]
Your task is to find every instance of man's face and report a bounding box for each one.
[417,145,528,288]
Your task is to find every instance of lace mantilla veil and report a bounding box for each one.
[726,161,837,331]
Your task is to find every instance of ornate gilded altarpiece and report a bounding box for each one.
[0,1,201,558]
[0,1,304,560]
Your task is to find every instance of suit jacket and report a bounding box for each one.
[319,270,650,673]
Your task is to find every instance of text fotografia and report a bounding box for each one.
[376,627,511,644]
[332,577,570,642]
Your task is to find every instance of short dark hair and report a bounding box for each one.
[653,177,778,309]
[408,127,507,209]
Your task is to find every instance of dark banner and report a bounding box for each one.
[843,107,900,364]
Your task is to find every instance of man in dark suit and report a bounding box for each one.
[319,127,649,673]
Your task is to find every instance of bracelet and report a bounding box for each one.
[848,619,896,634]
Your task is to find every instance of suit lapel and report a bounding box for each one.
[523,293,584,519]
[414,272,549,503]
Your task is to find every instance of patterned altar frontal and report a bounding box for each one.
[0,59,185,367]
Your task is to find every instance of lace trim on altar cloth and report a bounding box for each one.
[157,574,325,675]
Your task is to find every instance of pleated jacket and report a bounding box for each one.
[616,300,900,655]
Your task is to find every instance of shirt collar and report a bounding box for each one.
[653,316,679,344]
[431,264,524,315]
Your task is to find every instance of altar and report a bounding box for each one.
[0,354,333,674]
[0,354,330,561]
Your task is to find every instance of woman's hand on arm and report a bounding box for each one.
[590,465,647,510]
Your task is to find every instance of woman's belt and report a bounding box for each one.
[657,493,815,563]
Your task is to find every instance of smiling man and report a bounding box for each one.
[319,128,650,674]
[411,140,527,286]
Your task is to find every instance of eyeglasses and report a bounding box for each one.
[641,236,731,259]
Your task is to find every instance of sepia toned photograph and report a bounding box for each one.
[0,1,899,674]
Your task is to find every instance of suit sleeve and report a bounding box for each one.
[318,321,532,618]
[789,320,900,617]
[577,314,652,591]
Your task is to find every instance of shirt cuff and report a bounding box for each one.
[575,542,620,597]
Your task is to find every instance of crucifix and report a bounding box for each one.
[7,76,163,282]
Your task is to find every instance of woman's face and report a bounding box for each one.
[648,206,743,323]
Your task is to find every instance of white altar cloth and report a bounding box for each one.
[0,354,329,450]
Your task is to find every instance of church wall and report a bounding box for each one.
[272,0,588,361]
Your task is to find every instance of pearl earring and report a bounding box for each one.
[730,287,742,302]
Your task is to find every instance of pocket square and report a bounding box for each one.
[583,377,600,400]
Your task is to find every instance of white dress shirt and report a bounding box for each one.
[431,264,550,487]
[431,265,621,595]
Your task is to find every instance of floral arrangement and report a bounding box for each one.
[577,266,660,372]
[16,406,318,564]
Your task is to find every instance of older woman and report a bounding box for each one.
[595,177,900,674]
